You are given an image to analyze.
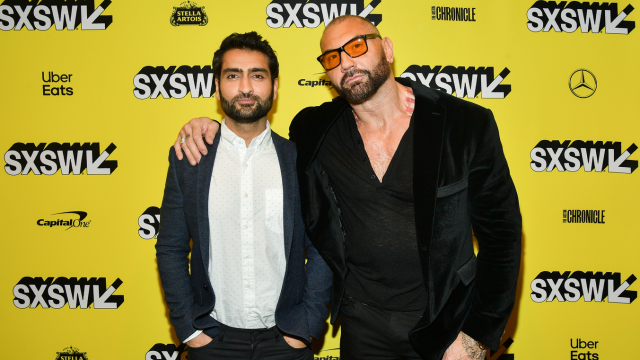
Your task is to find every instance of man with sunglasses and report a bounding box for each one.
[173,15,521,360]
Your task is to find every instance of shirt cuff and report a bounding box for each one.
[183,330,203,344]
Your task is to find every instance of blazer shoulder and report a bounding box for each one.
[290,97,349,139]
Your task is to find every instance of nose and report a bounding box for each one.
[238,74,253,94]
[339,50,356,71]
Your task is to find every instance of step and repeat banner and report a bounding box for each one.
[1,0,638,359]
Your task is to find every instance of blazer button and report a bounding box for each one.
[320,170,326,175]
[203,284,208,290]
[420,245,427,251]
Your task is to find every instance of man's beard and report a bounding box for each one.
[220,90,273,124]
[334,52,391,105]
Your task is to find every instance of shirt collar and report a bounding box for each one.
[220,119,272,153]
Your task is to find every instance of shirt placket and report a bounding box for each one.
[239,144,257,327]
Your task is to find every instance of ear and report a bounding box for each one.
[382,37,394,64]
[272,77,279,101]
[215,78,220,100]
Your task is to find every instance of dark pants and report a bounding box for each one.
[188,324,313,360]
[340,296,424,360]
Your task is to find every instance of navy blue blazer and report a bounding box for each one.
[156,129,332,343]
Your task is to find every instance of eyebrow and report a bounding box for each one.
[222,67,269,74]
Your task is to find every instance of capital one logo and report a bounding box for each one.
[401,65,511,99]
[527,1,635,34]
[531,271,637,304]
[133,66,214,100]
[0,0,113,31]
[13,277,124,309]
[266,0,382,28]
[146,343,188,360]
[530,140,638,174]
[4,142,117,175]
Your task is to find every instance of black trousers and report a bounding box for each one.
[188,324,313,360]
[340,296,424,360]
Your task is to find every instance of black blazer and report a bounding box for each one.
[289,78,522,359]
[156,130,332,343]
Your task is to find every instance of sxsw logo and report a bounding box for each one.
[133,66,214,100]
[13,277,124,309]
[531,271,637,304]
[266,0,382,28]
[401,66,511,99]
[139,206,160,240]
[530,140,638,173]
[527,1,635,34]
[4,142,118,175]
[0,0,113,31]
[146,343,188,360]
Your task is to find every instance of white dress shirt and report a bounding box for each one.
[185,119,285,342]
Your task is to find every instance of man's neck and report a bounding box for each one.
[224,117,268,147]
[350,78,410,129]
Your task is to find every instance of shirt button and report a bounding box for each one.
[361,157,366,161]
[370,175,376,180]
[244,193,248,198]
[357,140,362,144]
[244,164,248,168]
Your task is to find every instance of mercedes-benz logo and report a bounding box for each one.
[569,69,597,98]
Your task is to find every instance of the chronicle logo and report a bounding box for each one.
[401,66,511,99]
[13,277,124,309]
[527,1,635,34]
[38,211,91,230]
[146,343,188,360]
[563,209,605,224]
[266,0,382,28]
[170,1,208,26]
[431,6,476,22]
[139,206,160,240]
[530,271,637,304]
[4,142,118,175]
[55,346,88,360]
[569,69,597,98]
[0,0,113,31]
[530,140,638,173]
[134,66,214,100]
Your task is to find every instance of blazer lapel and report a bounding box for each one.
[409,80,446,259]
[272,133,294,262]
[296,97,350,171]
[197,132,221,272]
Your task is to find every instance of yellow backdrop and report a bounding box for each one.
[1,1,638,359]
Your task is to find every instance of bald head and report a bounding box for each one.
[321,15,379,49]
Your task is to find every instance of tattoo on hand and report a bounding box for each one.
[461,333,487,360]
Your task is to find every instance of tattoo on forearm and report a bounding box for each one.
[461,333,487,360]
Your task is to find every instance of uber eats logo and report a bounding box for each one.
[146,343,188,360]
[530,140,638,174]
[527,1,635,34]
[0,0,113,31]
[266,0,382,28]
[4,142,118,175]
[133,66,214,100]
[531,271,637,304]
[401,65,511,99]
[13,277,124,309]
[139,206,160,240]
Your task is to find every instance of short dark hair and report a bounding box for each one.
[212,31,279,82]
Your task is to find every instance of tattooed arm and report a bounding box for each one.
[442,332,487,360]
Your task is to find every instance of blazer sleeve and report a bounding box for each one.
[302,233,333,339]
[155,147,198,342]
[461,109,522,351]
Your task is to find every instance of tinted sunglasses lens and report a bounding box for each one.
[321,51,341,70]
[344,37,368,57]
